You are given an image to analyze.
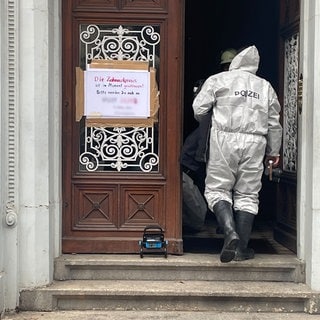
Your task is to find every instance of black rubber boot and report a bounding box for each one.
[234,210,255,261]
[213,200,239,263]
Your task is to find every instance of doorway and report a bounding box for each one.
[182,0,295,255]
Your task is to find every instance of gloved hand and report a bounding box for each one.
[264,155,280,168]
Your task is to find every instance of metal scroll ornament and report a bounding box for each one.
[283,33,299,173]
[79,24,160,172]
[79,126,159,172]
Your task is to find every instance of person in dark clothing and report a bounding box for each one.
[181,48,237,233]
[181,120,210,233]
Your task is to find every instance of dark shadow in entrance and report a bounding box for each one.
[183,214,294,255]
[183,0,292,254]
[184,0,280,139]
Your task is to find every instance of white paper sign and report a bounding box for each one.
[85,69,150,118]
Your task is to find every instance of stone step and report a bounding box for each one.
[19,279,319,313]
[54,253,305,283]
[5,310,320,320]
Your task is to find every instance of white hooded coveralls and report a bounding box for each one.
[192,46,282,215]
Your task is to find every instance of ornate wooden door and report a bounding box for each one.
[62,0,184,254]
[274,0,300,252]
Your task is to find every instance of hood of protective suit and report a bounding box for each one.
[229,45,260,74]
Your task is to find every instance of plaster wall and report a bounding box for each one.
[0,0,5,312]
[18,0,61,289]
[299,0,320,290]
[0,0,18,311]
[0,0,61,310]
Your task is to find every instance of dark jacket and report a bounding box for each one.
[180,110,212,193]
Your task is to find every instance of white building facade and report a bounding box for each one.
[1,0,320,313]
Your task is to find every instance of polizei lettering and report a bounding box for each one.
[235,90,260,99]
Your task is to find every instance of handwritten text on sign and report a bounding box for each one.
[85,69,150,118]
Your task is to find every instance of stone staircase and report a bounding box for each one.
[19,253,320,314]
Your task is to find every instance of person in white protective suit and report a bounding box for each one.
[192,45,282,263]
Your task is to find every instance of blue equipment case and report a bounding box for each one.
[139,225,168,258]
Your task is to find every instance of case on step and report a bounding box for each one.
[139,225,168,258]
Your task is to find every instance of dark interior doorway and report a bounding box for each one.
[184,0,280,137]
[183,0,293,255]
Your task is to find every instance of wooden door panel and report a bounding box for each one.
[73,184,118,230]
[72,0,168,12]
[275,181,297,252]
[70,183,165,230]
[274,0,300,252]
[74,0,119,10]
[62,0,183,254]
[121,0,168,11]
[280,0,300,26]
[120,185,165,228]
